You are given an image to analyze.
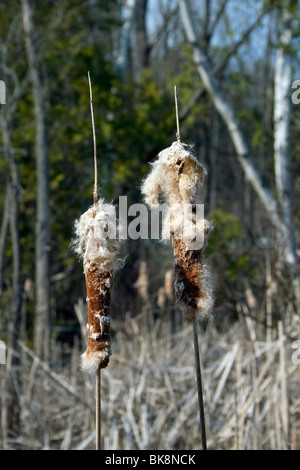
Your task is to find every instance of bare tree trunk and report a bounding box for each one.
[115,0,136,79]
[21,0,51,361]
[0,117,22,351]
[209,114,218,211]
[133,0,149,82]
[178,0,297,271]
[0,185,10,335]
[0,113,22,439]
[179,5,269,123]
[273,0,296,268]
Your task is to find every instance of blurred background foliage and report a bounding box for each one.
[0,0,299,347]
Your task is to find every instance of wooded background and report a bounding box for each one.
[0,0,299,450]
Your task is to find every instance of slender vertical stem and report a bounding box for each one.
[174,85,181,143]
[96,366,101,450]
[88,71,98,204]
[192,319,207,450]
[88,72,101,450]
[174,85,207,448]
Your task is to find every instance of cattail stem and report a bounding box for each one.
[88,72,101,451]
[88,71,98,204]
[174,85,181,143]
[141,86,213,451]
[96,366,101,450]
[192,319,207,450]
[75,74,121,453]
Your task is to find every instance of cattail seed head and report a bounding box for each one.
[134,261,149,304]
[157,286,167,309]
[142,141,214,320]
[164,269,174,300]
[141,141,207,207]
[73,198,120,272]
[74,199,121,372]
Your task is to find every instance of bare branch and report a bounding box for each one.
[179,4,270,121]
[208,0,228,41]
[178,0,285,236]
[203,0,211,45]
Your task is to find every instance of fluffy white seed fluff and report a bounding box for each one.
[142,140,214,319]
[142,142,210,247]
[73,198,120,271]
[81,350,111,373]
[161,204,213,248]
[141,141,207,207]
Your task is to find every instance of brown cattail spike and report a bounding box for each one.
[164,269,174,300]
[83,264,113,370]
[73,199,121,372]
[134,260,149,304]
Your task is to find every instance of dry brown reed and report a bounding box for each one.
[1,310,299,450]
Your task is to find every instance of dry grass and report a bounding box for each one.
[0,306,299,450]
